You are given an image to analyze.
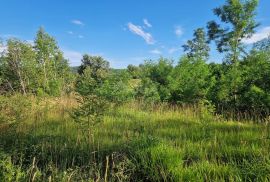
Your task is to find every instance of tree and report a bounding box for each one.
[253,35,270,53]
[73,56,111,145]
[33,27,73,96]
[170,28,212,104]
[170,57,213,104]
[207,0,259,64]
[98,70,134,104]
[136,77,161,103]
[71,94,108,145]
[239,47,270,116]
[34,27,63,94]
[78,55,109,80]
[76,55,110,96]
[0,40,5,92]
[56,57,75,95]
[1,39,36,94]
[136,58,173,102]
[127,64,140,79]
[75,66,97,96]
[215,64,244,112]
[183,28,210,61]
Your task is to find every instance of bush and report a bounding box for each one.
[0,152,25,182]
[0,94,32,126]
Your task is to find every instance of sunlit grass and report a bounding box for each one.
[0,98,270,181]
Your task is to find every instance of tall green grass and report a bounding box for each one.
[0,98,270,181]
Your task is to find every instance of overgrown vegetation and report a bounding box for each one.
[1,0,270,181]
[1,99,270,181]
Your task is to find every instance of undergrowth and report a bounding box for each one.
[0,97,270,181]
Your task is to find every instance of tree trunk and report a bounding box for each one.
[18,69,26,95]
[43,60,48,90]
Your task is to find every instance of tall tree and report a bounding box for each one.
[207,0,259,64]
[34,27,61,92]
[33,27,72,96]
[1,39,36,94]
[183,28,210,61]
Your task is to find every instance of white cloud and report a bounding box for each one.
[143,19,152,28]
[150,49,162,55]
[242,26,270,44]
[127,22,155,44]
[67,31,74,35]
[175,26,183,37]
[78,35,84,39]
[71,20,84,26]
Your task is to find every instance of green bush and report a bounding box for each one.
[0,152,25,182]
[0,94,32,126]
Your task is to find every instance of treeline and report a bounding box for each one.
[1,0,270,120]
[127,0,270,119]
[127,41,270,119]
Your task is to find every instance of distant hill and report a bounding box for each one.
[110,68,126,74]
[70,66,126,74]
[70,66,79,74]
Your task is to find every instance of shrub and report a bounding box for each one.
[0,94,32,126]
[0,152,25,182]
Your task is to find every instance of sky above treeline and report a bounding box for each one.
[0,0,270,68]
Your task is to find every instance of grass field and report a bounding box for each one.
[1,98,270,181]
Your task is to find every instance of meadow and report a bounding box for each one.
[1,0,270,181]
[1,97,270,182]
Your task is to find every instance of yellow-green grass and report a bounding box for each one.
[0,99,270,181]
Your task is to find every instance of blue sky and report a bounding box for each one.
[0,0,270,68]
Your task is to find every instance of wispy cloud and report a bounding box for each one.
[71,19,84,26]
[67,31,74,35]
[243,26,270,44]
[0,34,18,39]
[127,22,155,44]
[175,26,183,37]
[168,47,181,54]
[67,31,84,39]
[143,19,152,28]
[150,49,162,55]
